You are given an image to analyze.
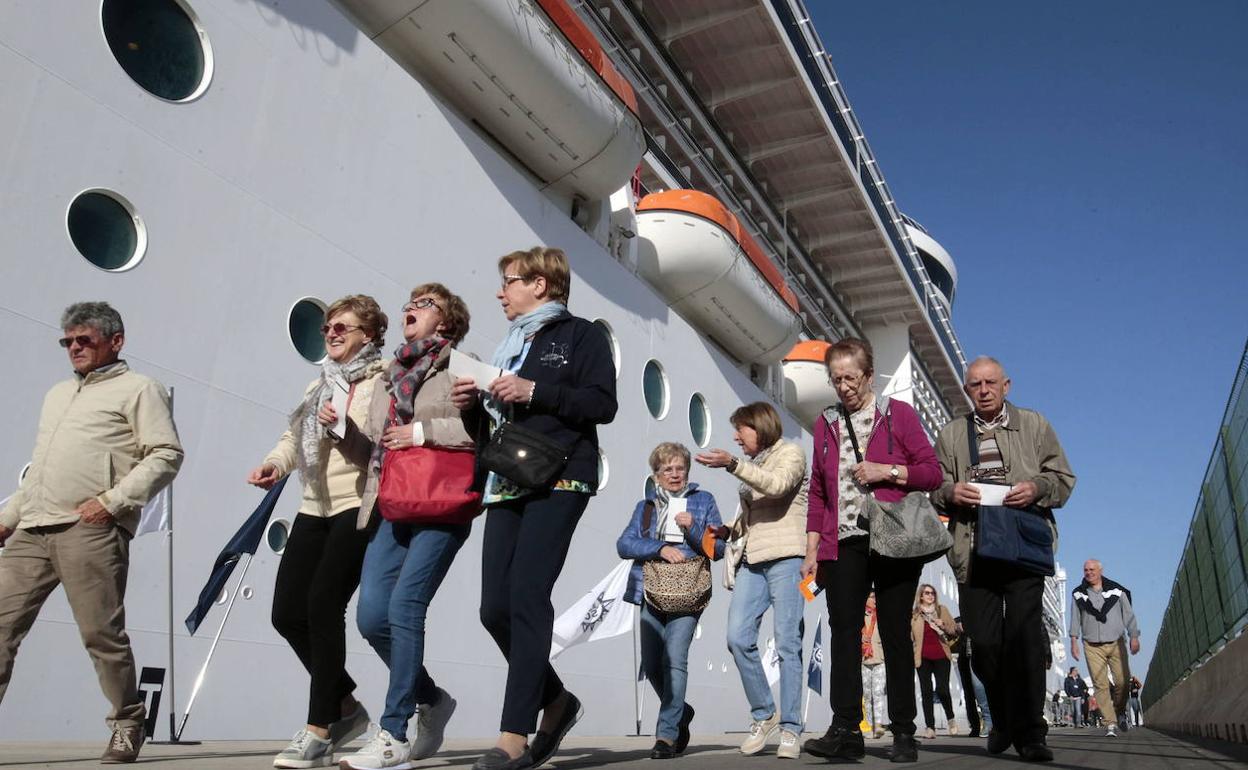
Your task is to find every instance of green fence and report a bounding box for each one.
[1143,341,1248,710]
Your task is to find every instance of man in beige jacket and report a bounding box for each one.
[0,302,183,764]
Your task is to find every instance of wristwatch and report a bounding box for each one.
[889,464,900,480]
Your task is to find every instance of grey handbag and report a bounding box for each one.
[841,401,952,562]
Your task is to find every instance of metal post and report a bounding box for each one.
[166,387,177,742]
[632,611,642,736]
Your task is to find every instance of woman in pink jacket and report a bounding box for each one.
[800,337,942,764]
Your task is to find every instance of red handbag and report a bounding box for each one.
[377,446,482,525]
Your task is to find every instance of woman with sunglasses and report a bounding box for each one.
[246,294,388,769]
[911,583,959,739]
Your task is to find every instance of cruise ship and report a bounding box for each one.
[1,0,981,742]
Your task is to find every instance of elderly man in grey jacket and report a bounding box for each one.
[0,302,183,764]
[932,357,1074,763]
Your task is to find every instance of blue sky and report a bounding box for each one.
[809,1,1248,685]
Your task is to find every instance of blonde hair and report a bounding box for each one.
[914,583,940,611]
[326,294,388,344]
[410,282,470,345]
[648,442,691,473]
[498,246,571,304]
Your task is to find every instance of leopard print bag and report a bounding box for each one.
[639,500,712,614]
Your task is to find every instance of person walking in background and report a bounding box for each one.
[451,247,617,770]
[911,584,959,739]
[617,442,724,760]
[1064,667,1088,728]
[247,295,389,768]
[953,617,991,737]
[339,284,481,770]
[932,356,1075,762]
[1070,559,1141,737]
[800,338,942,764]
[695,401,808,759]
[1128,676,1143,727]
[861,593,889,739]
[0,302,183,764]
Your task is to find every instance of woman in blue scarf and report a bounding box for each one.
[451,247,618,770]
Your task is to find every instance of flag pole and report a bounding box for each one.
[176,553,256,741]
[632,610,642,736]
[165,387,179,743]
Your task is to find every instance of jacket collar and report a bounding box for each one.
[76,360,129,386]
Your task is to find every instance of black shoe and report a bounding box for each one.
[968,729,981,739]
[804,726,866,760]
[650,740,677,760]
[674,704,695,754]
[888,733,918,763]
[529,692,583,768]
[986,729,1011,755]
[473,747,533,770]
[1018,743,1054,762]
[1118,717,1130,733]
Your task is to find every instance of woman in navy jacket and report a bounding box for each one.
[617,442,724,760]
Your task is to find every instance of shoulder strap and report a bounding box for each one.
[642,501,656,538]
[841,405,863,463]
[965,413,979,465]
[884,398,893,455]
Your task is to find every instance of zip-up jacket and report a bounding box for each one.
[616,484,725,605]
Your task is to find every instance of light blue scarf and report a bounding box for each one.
[485,301,569,422]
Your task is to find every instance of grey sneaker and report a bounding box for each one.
[1105,723,1117,738]
[329,704,371,750]
[273,729,333,768]
[740,713,780,755]
[338,727,412,770]
[100,724,144,764]
[777,729,801,759]
[412,687,457,760]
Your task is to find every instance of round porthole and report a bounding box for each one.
[215,588,228,605]
[266,519,291,554]
[689,393,710,448]
[593,319,621,379]
[288,298,327,363]
[598,449,610,491]
[643,360,669,420]
[240,585,254,600]
[66,189,147,272]
[644,475,656,500]
[101,0,214,102]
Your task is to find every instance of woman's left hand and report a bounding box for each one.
[851,461,892,485]
[316,403,337,427]
[382,424,415,451]
[490,374,536,404]
[694,448,733,468]
[674,511,693,529]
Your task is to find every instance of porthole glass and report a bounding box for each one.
[240,585,255,600]
[593,319,621,379]
[66,190,147,272]
[266,519,290,554]
[689,393,710,447]
[215,588,228,605]
[288,298,327,363]
[643,359,669,419]
[644,475,656,500]
[102,0,213,102]
[597,449,610,491]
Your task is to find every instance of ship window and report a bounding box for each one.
[593,319,621,379]
[598,448,610,491]
[66,189,147,272]
[918,249,956,304]
[643,359,669,419]
[102,0,213,102]
[689,393,710,448]
[267,519,290,554]
[288,298,328,363]
[644,475,656,500]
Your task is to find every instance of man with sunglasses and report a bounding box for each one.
[0,301,183,763]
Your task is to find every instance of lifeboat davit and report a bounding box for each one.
[635,190,802,366]
[339,0,645,201]
[782,340,835,427]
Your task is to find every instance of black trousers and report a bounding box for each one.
[958,557,1047,747]
[479,491,587,735]
[271,510,371,727]
[957,649,981,734]
[819,536,922,736]
[916,657,954,728]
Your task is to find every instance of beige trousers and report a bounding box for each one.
[1083,639,1130,724]
[0,521,145,729]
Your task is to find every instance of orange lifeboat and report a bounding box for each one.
[782,340,836,427]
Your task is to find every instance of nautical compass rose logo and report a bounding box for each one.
[581,590,615,632]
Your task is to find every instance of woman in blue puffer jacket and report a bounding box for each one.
[617,442,725,760]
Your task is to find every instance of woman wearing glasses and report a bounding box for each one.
[911,583,959,739]
[450,247,617,770]
[801,337,941,764]
[246,294,389,768]
[617,442,724,760]
[339,284,482,770]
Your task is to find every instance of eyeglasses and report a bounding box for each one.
[829,372,866,387]
[402,297,443,314]
[320,322,364,337]
[657,465,688,476]
[501,274,530,289]
[58,334,97,349]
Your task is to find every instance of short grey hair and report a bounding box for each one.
[967,355,1007,378]
[61,301,124,337]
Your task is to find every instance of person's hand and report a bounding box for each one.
[247,463,281,490]
[75,498,112,525]
[1004,480,1038,508]
[0,524,12,547]
[694,449,734,469]
[674,511,693,529]
[1129,637,1140,655]
[952,482,982,506]
[382,424,416,450]
[851,461,892,485]
[490,374,536,405]
[801,551,819,580]
[659,545,686,564]
[316,402,337,427]
[450,377,479,411]
[1071,643,1081,662]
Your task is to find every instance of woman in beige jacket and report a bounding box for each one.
[696,402,808,759]
[911,584,959,739]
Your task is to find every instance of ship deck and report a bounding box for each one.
[2,727,1245,768]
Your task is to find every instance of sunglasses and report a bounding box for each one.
[320,322,364,337]
[58,335,98,349]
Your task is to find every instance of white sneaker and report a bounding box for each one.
[923,727,936,739]
[411,687,457,760]
[947,718,959,736]
[338,728,412,770]
[777,729,800,759]
[330,704,371,751]
[740,713,780,755]
[1105,724,1117,738]
[273,729,333,768]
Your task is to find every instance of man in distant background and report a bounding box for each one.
[0,302,183,763]
[1063,667,1088,727]
[1070,559,1140,738]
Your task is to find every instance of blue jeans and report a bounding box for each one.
[726,557,805,733]
[639,602,699,742]
[357,518,469,738]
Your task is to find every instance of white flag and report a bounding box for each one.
[135,485,171,537]
[764,636,782,687]
[550,559,634,659]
